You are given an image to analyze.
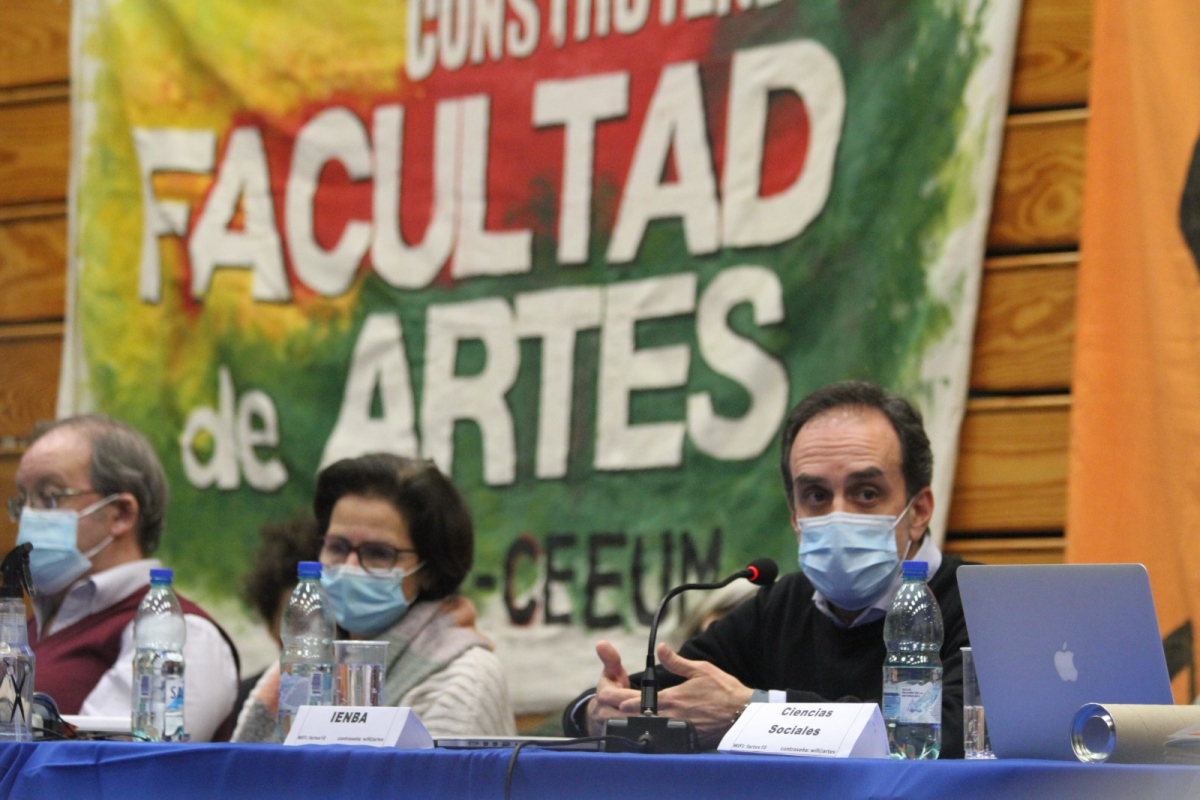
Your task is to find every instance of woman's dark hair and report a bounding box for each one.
[313,455,474,601]
[779,380,933,508]
[240,516,320,624]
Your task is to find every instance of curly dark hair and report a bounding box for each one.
[313,455,473,601]
[240,516,320,625]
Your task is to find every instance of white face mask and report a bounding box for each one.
[16,495,119,595]
[796,495,917,610]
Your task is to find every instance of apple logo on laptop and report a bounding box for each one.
[1054,642,1078,682]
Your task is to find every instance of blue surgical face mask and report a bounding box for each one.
[796,496,917,611]
[16,495,120,595]
[320,562,423,637]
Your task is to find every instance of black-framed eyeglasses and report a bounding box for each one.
[6,488,99,522]
[318,535,417,575]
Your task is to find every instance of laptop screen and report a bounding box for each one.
[958,563,1173,761]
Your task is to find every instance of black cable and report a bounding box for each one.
[34,727,151,742]
[503,735,648,800]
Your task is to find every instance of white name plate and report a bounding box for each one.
[284,706,434,749]
[718,703,889,759]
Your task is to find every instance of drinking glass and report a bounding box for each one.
[962,646,995,759]
[334,640,387,707]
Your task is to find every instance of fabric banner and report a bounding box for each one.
[1067,1,1200,702]
[65,0,1019,710]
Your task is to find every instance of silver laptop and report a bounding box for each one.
[958,564,1174,760]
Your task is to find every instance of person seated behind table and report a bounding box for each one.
[562,380,972,756]
[12,414,239,741]
[233,454,516,740]
[233,516,320,721]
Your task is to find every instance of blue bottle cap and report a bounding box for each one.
[901,560,928,579]
[297,561,322,579]
[149,568,173,584]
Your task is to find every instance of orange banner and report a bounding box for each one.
[1068,0,1200,701]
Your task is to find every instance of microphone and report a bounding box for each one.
[604,558,779,754]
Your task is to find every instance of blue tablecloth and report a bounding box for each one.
[2,741,1198,799]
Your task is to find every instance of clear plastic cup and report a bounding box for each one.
[334,640,387,707]
[962,646,995,759]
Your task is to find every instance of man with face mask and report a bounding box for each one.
[10,415,240,741]
[562,381,972,756]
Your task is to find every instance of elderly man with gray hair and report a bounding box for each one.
[9,415,239,741]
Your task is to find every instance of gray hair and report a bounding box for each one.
[32,415,168,556]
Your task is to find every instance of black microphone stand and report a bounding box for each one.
[604,561,775,754]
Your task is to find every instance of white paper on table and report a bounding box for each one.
[284,706,433,749]
[718,703,889,758]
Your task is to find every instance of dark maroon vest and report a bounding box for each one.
[28,585,241,741]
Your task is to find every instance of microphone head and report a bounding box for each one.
[745,558,778,586]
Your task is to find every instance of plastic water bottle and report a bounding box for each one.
[882,560,943,759]
[0,544,35,741]
[132,568,186,742]
[278,561,335,739]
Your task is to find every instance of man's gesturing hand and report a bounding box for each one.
[619,642,753,749]
[586,640,639,736]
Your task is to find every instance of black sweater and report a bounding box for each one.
[564,556,972,758]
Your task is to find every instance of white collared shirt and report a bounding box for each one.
[33,558,238,742]
[811,537,943,628]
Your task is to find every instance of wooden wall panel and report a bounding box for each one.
[0,327,62,442]
[944,536,1065,565]
[970,253,1077,392]
[0,214,67,323]
[0,0,70,90]
[948,397,1070,533]
[0,454,16,555]
[0,99,70,206]
[1009,0,1092,110]
[988,109,1087,252]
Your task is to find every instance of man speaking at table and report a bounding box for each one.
[10,415,240,741]
[563,381,972,756]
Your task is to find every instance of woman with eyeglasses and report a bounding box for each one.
[232,454,516,741]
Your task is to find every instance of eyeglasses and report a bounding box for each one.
[318,535,417,575]
[6,488,99,522]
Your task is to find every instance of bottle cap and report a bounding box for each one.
[297,561,322,579]
[901,560,928,579]
[149,568,173,584]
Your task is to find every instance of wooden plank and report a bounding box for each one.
[944,536,1065,565]
[1010,0,1092,111]
[0,215,67,324]
[0,322,64,341]
[0,332,61,442]
[0,99,70,206]
[0,454,15,556]
[0,201,66,223]
[947,396,1070,533]
[0,0,71,90]
[970,253,1077,392]
[0,83,69,106]
[988,109,1087,253]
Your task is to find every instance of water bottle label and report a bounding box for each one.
[895,681,941,724]
[310,671,324,701]
[0,673,24,725]
[166,682,184,712]
[138,675,152,702]
[882,689,900,719]
[279,671,313,710]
